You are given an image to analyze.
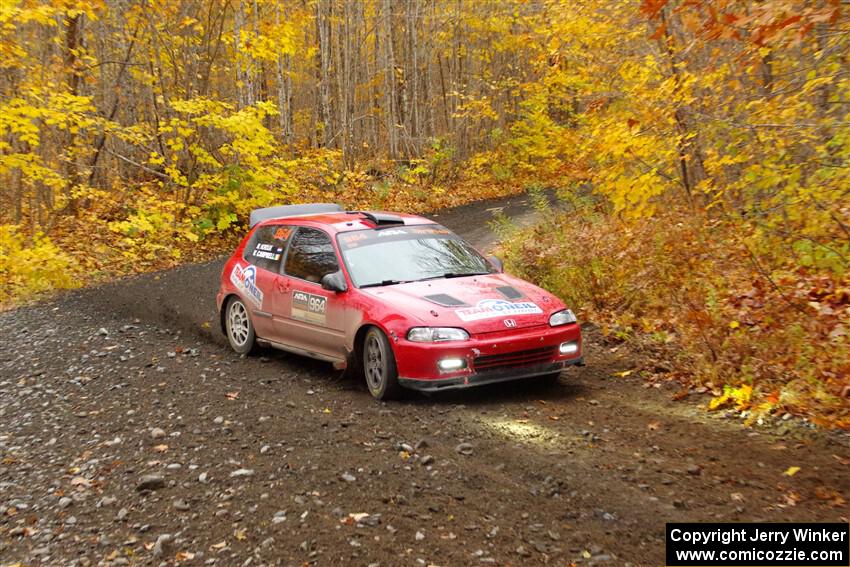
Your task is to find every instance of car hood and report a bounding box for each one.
[361,273,563,333]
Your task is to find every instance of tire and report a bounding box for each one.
[225,297,257,355]
[363,327,402,400]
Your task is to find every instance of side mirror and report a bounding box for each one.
[487,255,504,273]
[321,270,348,293]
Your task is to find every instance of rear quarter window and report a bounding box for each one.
[242,225,293,272]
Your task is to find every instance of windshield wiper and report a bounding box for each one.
[360,279,409,288]
[418,271,490,282]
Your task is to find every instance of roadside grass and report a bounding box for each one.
[495,192,850,428]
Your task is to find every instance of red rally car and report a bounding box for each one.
[216,203,583,399]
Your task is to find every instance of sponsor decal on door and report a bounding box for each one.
[292,290,328,324]
[230,264,264,308]
[455,299,542,322]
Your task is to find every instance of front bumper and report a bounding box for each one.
[393,322,582,391]
[399,357,584,392]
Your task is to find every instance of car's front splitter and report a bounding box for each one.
[397,357,584,392]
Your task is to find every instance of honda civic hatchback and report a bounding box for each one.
[216,203,583,399]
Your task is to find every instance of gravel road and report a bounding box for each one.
[2,193,848,567]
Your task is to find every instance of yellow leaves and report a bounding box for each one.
[784,466,801,477]
[709,384,753,411]
[164,165,188,187]
[178,16,203,33]
[239,28,296,61]
[148,152,165,166]
[453,95,499,122]
[0,226,79,304]
[617,55,663,88]
[165,138,185,153]
[0,98,46,147]
[215,212,237,232]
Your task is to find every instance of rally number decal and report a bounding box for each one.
[292,290,327,324]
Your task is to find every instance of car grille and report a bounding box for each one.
[473,346,556,371]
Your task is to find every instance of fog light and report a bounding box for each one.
[438,358,466,371]
[559,341,579,355]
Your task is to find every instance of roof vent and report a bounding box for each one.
[348,211,406,227]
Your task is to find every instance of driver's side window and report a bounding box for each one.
[284,227,339,283]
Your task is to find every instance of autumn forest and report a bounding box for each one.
[1,0,848,423]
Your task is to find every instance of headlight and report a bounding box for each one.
[549,309,577,327]
[407,327,469,342]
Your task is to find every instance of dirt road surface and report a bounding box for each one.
[2,194,848,567]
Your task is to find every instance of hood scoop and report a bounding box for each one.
[424,293,468,307]
[495,285,524,300]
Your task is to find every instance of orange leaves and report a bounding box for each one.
[653,0,841,49]
[501,198,850,427]
[640,0,668,18]
[814,486,846,508]
[649,22,667,41]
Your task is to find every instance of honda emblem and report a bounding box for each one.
[503,319,517,328]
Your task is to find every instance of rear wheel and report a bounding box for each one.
[363,327,401,400]
[225,297,257,355]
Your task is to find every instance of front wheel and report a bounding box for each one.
[225,297,257,355]
[363,327,401,400]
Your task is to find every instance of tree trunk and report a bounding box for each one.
[63,12,82,216]
[383,0,398,158]
[316,0,332,148]
[275,3,292,144]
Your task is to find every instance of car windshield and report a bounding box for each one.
[337,225,496,288]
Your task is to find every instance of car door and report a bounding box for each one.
[272,226,347,360]
[235,224,290,339]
